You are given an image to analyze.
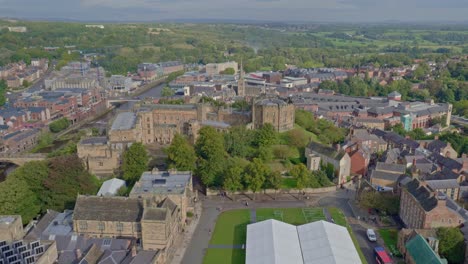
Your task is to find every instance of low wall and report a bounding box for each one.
[206,186,337,196]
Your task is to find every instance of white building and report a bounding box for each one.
[108,75,132,93]
[246,219,361,264]
[97,178,126,197]
[205,61,238,76]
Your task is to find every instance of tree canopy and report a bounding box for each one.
[122,142,149,185]
[166,134,196,171]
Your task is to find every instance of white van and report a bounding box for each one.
[366,229,377,242]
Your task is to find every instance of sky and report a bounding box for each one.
[0,0,467,23]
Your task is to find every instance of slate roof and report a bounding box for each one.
[423,168,461,181]
[405,234,445,264]
[371,170,402,182]
[426,140,448,153]
[307,141,346,161]
[80,137,108,145]
[73,196,143,222]
[404,179,438,212]
[375,162,406,174]
[429,153,462,171]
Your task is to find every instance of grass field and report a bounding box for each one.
[281,177,297,189]
[204,208,365,264]
[379,228,402,257]
[256,208,325,225]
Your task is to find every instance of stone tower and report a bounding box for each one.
[237,60,245,97]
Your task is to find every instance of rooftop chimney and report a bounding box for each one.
[76,249,82,260]
[434,135,439,140]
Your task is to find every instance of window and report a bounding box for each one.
[98,161,104,166]
[98,222,105,231]
[116,222,124,232]
[79,221,88,230]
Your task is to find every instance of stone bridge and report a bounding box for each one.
[0,153,47,166]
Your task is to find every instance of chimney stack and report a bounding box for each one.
[76,249,82,260]
[434,135,439,140]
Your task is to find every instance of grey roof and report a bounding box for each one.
[24,209,60,240]
[130,170,192,196]
[81,137,108,145]
[423,169,461,181]
[426,180,460,190]
[371,170,402,182]
[404,179,438,212]
[130,251,160,264]
[111,112,137,131]
[426,140,448,153]
[73,196,143,222]
[256,98,288,106]
[388,91,401,97]
[375,162,406,174]
[307,142,346,161]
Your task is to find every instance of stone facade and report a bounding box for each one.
[73,195,183,257]
[0,215,24,242]
[305,142,351,184]
[253,98,295,132]
[77,137,122,177]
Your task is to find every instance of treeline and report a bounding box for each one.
[295,110,346,145]
[0,155,99,224]
[166,119,341,195]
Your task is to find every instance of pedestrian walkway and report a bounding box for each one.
[208,244,244,249]
[250,209,256,223]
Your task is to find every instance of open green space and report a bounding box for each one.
[209,209,250,245]
[256,208,325,225]
[281,177,297,189]
[203,249,245,264]
[379,228,402,257]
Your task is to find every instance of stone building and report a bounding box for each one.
[252,98,295,132]
[129,170,195,225]
[205,61,238,76]
[305,142,351,185]
[0,215,24,242]
[77,137,121,177]
[73,195,181,257]
[399,179,466,229]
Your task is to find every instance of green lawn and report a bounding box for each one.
[328,207,368,264]
[204,249,245,264]
[203,210,250,264]
[281,177,297,189]
[256,208,325,225]
[209,209,250,245]
[379,228,402,257]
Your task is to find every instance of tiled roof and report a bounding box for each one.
[404,179,438,212]
[73,196,143,222]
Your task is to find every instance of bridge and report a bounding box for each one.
[0,153,47,166]
[451,115,468,126]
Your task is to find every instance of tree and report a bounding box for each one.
[391,123,407,136]
[223,165,244,200]
[272,145,294,160]
[290,164,310,192]
[255,123,278,147]
[22,79,30,87]
[224,126,255,158]
[221,67,235,75]
[49,118,71,133]
[244,158,268,200]
[195,127,226,187]
[437,227,465,264]
[0,178,40,224]
[287,128,309,148]
[166,134,196,171]
[161,86,175,97]
[408,128,426,140]
[266,171,283,199]
[122,143,149,185]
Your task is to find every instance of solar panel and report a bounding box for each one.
[12,241,22,249]
[9,260,21,264]
[3,249,13,258]
[0,245,10,253]
[17,245,27,254]
[0,241,5,247]
[7,255,18,263]
[0,259,3,264]
[21,251,31,258]
[34,245,44,255]
[24,256,35,264]
[30,241,40,250]
[102,238,111,246]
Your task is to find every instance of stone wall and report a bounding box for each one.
[206,186,337,196]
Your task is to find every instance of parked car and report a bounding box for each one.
[367,229,377,242]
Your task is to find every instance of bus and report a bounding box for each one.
[374,246,393,264]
